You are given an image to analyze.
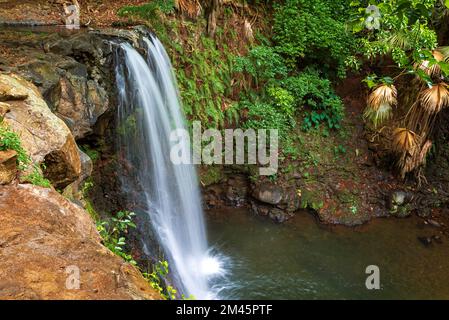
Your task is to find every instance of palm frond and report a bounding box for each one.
[364,84,397,127]
[392,128,419,155]
[386,31,411,51]
[363,102,393,127]
[368,84,397,109]
[419,82,449,114]
[416,50,445,77]
[437,46,449,62]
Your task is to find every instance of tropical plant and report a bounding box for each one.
[96,210,137,265]
[364,84,397,127]
[21,164,51,188]
[143,260,179,300]
[354,1,449,179]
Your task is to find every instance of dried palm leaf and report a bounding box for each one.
[419,83,449,114]
[392,128,419,155]
[416,50,445,77]
[368,84,397,109]
[364,84,397,127]
[177,0,202,18]
[397,140,432,178]
[363,102,393,127]
[437,46,449,62]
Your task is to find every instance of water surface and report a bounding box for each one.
[207,208,449,299]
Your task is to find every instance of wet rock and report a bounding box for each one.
[0,73,81,188]
[387,190,412,218]
[0,150,17,185]
[0,184,161,300]
[427,219,442,228]
[269,208,292,223]
[433,235,443,244]
[225,175,248,207]
[2,31,114,140]
[56,73,109,139]
[250,201,270,216]
[418,236,433,247]
[252,183,283,205]
[62,149,93,204]
[78,149,93,183]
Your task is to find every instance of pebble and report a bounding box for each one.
[427,219,442,228]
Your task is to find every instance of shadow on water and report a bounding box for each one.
[207,208,449,299]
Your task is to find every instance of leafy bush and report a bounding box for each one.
[96,210,137,265]
[350,0,438,70]
[117,0,175,20]
[243,101,296,137]
[273,0,355,76]
[234,45,288,85]
[281,69,345,130]
[143,260,178,300]
[267,86,295,116]
[21,164,51,188]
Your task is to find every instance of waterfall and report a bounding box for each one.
[113,34,225,299]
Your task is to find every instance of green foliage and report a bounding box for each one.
[21,164,51,188]
[80,145,100,162]
[267,86,295,116]
[174,33,234,128]
[96,210,137,265]
[117,0,175,20]
[143,260,179,300]
[243,101,295,136]
[281,69,345,130]
[0,121,30,169]
[234,45,288,85]
[0,120,51,188]
[350,0,438,70]
[273,0,356,76]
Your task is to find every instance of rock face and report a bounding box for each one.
[0,30,114,140]
[0,184,160,300]
[0,73,81,189]
[0,150,17,185]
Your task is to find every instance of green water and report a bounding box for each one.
[207,209,449,299]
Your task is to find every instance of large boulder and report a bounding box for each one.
[1,30,113,140]
[0,73,81,189]
[0,184,160,300]
[0,150,17,185]
[56,72,109,139]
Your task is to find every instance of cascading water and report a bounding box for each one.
[113,34,226,299]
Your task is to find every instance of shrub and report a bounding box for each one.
[281,69,345,130]
[234,45,288,85]
[96,210,137,265]
[243,101,296,135]
[117,0,175,20]
[273,0,355,76]
[21,165,51,188]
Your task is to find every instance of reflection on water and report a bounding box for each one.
[207,208,449,299]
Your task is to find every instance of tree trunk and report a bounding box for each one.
[206,0,220,38]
